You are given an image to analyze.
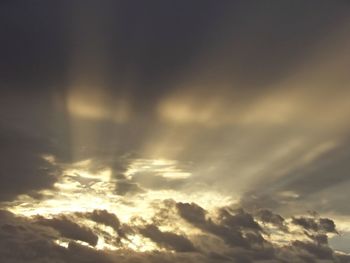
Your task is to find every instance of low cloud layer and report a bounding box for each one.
[1,201,349,263]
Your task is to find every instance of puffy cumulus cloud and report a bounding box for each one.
[1,200,350,263]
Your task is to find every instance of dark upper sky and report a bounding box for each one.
[1,1,348,92]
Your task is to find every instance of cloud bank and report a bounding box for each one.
[1,200,349,263]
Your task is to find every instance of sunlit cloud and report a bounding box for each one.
[4,159,233,251]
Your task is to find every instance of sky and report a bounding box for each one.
[1,1,350,262]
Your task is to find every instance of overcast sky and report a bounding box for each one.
[1,1,350,262]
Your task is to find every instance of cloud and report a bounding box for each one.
[291,240,334,261]
[35,215,98,246]
[173,201,347,262]
[115,180,144,196]
[139,224,196,252]
[82,209,121,232]
[0,127,59,201]
[292,216,338,234]
[176,202,207,225]
[0,210,66,263]
[255,209,287,231]
[76,209,126,240]
[65,242,115,263]
[176,202,265,250]
[1,0,350,261]
[1,202,350,263]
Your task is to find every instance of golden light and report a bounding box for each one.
[125,158,191,179]
[5,158,233,251]
[67,87,130,123]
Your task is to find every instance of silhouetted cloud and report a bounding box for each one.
[35,215,98,246]
[0,127,59,201]
[139,224,196,252]
[292,216,337,234]
[256,209,287,231]
[1,203,349,263]
[115,180,144,196]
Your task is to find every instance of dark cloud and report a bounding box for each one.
[292,217,320,232]
[291,240,334,261]
[176,202,207,225]
[66,242,114,263]
[1,204,349,263]
[307,234,329,245]
[0,127,59,201]
[83,210,120,232]
[319,218,337,234]
[172,201,347,262]
[35,215,98,246]
[77,209,126,240]
[255,209,287,231]
[115,180,144,196]
[292,216,338,234]
[176,202,265,249]
[139,224,196,252]
[0,210,66,263]
[218,208,262,232]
